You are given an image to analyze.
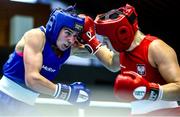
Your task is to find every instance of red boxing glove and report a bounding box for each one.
[114,71,163,102]
[78,15,102,54]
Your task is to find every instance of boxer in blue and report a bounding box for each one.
[0,6,90,116]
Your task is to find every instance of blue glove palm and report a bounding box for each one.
[68,82,90,106]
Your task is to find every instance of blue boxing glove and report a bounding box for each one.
[53,82,90,107]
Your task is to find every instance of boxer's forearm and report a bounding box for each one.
[161,82,180,101]
[95,45,120,72]
[25,73,56,96]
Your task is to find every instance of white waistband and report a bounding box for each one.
[131,100,179,114]
[0,76,40,105]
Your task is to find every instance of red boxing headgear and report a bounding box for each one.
[94,4,138,52]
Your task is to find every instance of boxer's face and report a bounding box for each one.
[56,27,78,51]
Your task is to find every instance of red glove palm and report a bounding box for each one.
[78,15,102,54]
[114,71,163,102]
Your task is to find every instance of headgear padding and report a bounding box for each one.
[94,4,138,52]
[46,6,85,45]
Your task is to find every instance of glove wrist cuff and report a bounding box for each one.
[85,37,102,54]
[53,84,59,97]
[156,85,163,101]
[148,83,163,101]
[53,83,71,101]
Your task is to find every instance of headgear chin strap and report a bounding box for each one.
[46,6,85,46]
[94,4,138,52]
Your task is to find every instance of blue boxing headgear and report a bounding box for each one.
[46,6,85,45]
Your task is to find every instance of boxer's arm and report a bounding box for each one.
[71,41,120,72]
[71,41,95,58]
[150,39,180,101]
[95,45,120,72]
[23,29,57,96]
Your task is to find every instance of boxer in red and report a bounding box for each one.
[78,4,180,116]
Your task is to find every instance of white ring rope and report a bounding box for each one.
[36,98,131,108]
[36,98,131,117]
